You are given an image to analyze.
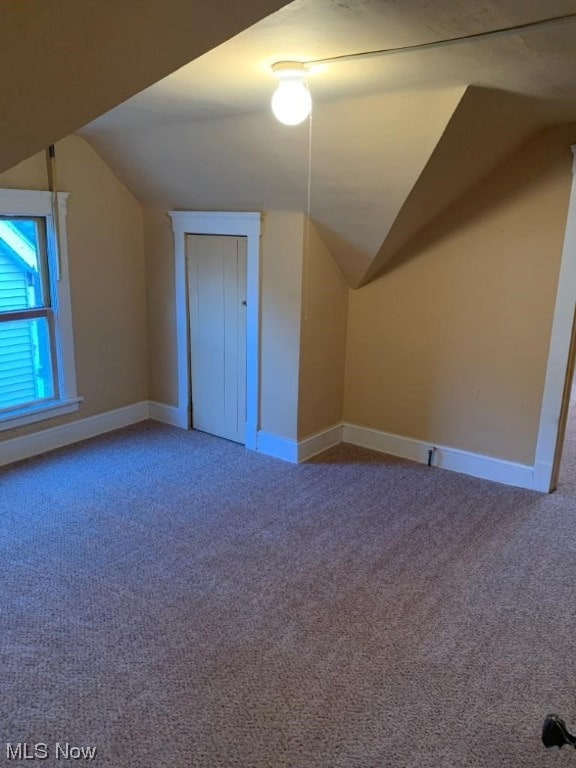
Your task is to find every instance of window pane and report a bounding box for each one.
[0,217,48,312]
[0,316,55,410]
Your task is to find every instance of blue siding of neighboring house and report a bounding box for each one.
[0,252,37,409]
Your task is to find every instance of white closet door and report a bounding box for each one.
[186,234,247,444]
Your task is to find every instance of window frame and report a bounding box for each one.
[0,188,81,431]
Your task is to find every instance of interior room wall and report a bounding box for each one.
[144,207,177,408]
[256,210,304,441]
[144,208,306,442]
[298,220,348,439]
[344,126,575,465]
[0,135,148,441]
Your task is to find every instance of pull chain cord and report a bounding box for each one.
[304,101,313,323]
[45,144,62,281]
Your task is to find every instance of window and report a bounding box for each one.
[0,189,80,431]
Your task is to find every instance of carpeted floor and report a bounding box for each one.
[2,417,576,767]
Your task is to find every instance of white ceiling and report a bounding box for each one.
[80,0,576,285]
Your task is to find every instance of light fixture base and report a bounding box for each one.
[271,61,308,79]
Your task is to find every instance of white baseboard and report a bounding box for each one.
[0,402,541,492]
[0,401,150,467]
[149,401,188,428]
[298,424,343,462]
[342,423,536,490]
[254,422,537,489]
[257,424,343,464]
[257,431,298,463]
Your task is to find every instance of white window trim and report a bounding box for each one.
[0,188,81,432]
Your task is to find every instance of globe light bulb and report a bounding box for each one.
[270,62,312,126]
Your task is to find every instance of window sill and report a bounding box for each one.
[0,397,83,433]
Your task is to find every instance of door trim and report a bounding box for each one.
[169,211,261,450]
[534,145,576,491]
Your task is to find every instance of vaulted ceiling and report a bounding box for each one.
[0,0,290,173]
[17,0,576,286]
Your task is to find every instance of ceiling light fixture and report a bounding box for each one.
[270,61,312,126]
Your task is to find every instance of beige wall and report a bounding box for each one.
[0,135,148,441]
[298,221,348,439]
[144,207,177,406]
[344,127,575,465]
[259,211,304,441]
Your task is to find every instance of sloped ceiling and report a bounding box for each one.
[77,0,576,286]
[83,84,467,287]
[0,0,290,173]
[361,86,568,285]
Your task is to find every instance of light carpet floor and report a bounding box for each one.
[2,419,576,767]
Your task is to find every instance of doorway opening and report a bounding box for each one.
[535,145,576,492]
[547,308,576,490]
[556,383,576,489]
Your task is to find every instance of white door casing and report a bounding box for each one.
[534,145,576,491]
[168,211,261,450]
